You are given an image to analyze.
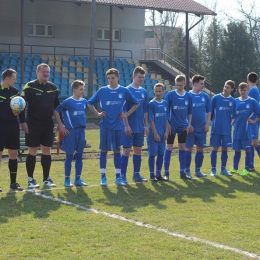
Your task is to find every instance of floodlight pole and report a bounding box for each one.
[185,13,204,91]
[88,0,96,98]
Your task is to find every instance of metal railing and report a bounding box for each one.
[0,43,133,59]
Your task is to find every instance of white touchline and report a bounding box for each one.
[28,190,260,259]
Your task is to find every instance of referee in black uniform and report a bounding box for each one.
[0,68,26,191]
[21,63,60,188]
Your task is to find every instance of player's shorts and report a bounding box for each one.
[185,130,206,148]
[61,128,85,154]
[25,119,54,147]
[210,133,232,148]
[167,129,187,144]
[100,124,122,151]
[249,123,259,140]
[147,139,165,156]
[122,132,144,148]
[0,120,20,151]
[232,139,251,151]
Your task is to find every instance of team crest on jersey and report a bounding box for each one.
[229,102,232,106]
[118,93,123,98]
[202,97,205,102]
[246,104,250,108]
[185,101,188,105]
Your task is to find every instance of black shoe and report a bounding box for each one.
[0,187,2,192]
[10,183,23,191]
[156,175,169,181]
[249,167,255,172]
[180,174,193,180]
[149,176,158,182]
[164,174,170,181]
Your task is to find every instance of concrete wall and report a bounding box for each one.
[0,0,145,59]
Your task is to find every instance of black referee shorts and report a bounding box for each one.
[25,119,54,148]
[167,130,187,144]
[0,120,20,151]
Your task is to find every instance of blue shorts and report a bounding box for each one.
[185,131,206,148]
[100,125,122,151]
[122,132,144,148]
[210,133,232,148]
[232,139,251,151]
[61,128,85,154]
[147,139,165,156]
[249,123,259,140]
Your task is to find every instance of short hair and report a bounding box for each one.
[192,74,206,85]
[133,66,145,75]
[36,63,50,72]
[175,75,186,82]
[238,82,249,90]
[225,80,235,89]
[71,80,85,90]
[106,68,119,78]
[247,72,258,83]
[2,68,16,81]
[153,83,164,90]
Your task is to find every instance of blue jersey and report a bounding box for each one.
[164,90,192,132]
[55,97,87,130]
[248,86,260,120]
[188,91,210,130]
[124,85,148,133]
[87,85,139,130]
[148,99,169,140]
[234,97,260,140]
[210,94,236,136]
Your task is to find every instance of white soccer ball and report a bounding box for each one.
[10,96,26,112]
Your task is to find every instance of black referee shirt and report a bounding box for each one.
[0,85,25,123]
[21,79,60,122]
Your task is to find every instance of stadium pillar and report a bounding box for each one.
[109,6,113,68]
[88,0,96,98]
[20,0,25,86]
[185,13,204,91]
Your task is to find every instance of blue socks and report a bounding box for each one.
[100,151,107,179]
[233,151,241,170]
[179,150,185,174]
[245,151,251,171]
[114,153,121,179]
[185,151,192,173]
[221,150,228,171]
[156,154,163,177]
[121,154,129,177]
[133,154,141,178]
[65,154,73,181]
[148,156,155,177]
[210,150,217,171]
[164,149,171,175]
[195,151,204,173]
[75,153,83,181]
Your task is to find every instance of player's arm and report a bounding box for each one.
[54,110,70,135]
[204,112,211,132]
[150,121,160,142]
[122,116,132,136]
[164,121,170,140]
[144,112,148,136]
[87,104,106,118]
[20,85,29,133]
[186,114,193,133]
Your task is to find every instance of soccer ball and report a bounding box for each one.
[10,96,26,112]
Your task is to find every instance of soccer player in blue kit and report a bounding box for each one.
[121,66,149,183]
[147,83,169,181]
[209,80,236,176]
[247,72,260,172]
[164,75,193,180]
[54,80,88,187]
[229,82,260,176]
[185,75,211,178]
[87,68,139,187]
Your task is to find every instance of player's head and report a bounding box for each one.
[238,82,249,96]
[153,83,165,99]
[223,80,235,95]
[175,75,186,90]
[192,74,205,91]
[36,63,50,83]
[106,68,119,88]
[247,72,258,84]
[1,68,17,87]
[133,66,145,86]
[71,80,85,98]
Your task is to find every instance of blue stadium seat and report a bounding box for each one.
[24,71,31,78]
[34,55,41,60]
[62,61,69,67]
[24,66,31,72]
[16,66,21,72]
[121,58,127,64]
[33,60,39,66]
[41,60,48,64]
[68,87,73,96]
[3,54,10,59]
[145,79,152,87]
[125,79,131,85]
[83,57,89,62]
[60,85,68,98]
[97,67,103,74]
[16,77,21,84]
[0,54,3,60]
[98,79,105,85]
[26,54,33,60]
[32,66,37,71]
[12,54,19,60]
[152,79,158,85]
[9,65,17,70]
[92,85,97,91]
[129,63,135,70]
[54,72,61,78]
[76,72,83,79]
[148,90,154,99]
[76,56,82,62]
[61,78,68,84]
[69,56,75,62]
[147,86,153,92]
[25,60,33,66]
[1,65,8,71]
[145,74,150,80]
[125,74,131,80]
[69,67,76,73]
[23,77,29,83]
[83,62,89,68]
[14,84,21,90]
[119,79,125,86]
[2,59,9,65]
[54,78,61,85]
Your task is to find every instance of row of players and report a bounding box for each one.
[0,65,259,191]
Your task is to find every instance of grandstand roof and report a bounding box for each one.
[49,0,216,16]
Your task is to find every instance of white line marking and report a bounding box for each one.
[28,189,260,259]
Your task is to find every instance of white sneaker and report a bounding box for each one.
[28,179,40,189]
[43,178,56,187]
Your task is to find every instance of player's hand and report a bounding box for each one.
[21,122,29,133]
[154,133,160,142]
[118,111,128,120]
[60,125,70,136]
[164,132,168,140]
[144,127,149,136]
[124,125,132,136]
[203,124,210,132]
[248,118,256,124]
[12,110,20,116]
[187,125,193,133]
[97,111,106,118]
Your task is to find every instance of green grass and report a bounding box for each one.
[1,129,260,259]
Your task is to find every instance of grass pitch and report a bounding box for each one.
[0,129,260,259]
